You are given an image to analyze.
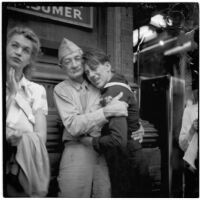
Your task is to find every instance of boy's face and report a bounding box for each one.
[61,50,84,82]
[7,34,33,71]
[84,62,111,89]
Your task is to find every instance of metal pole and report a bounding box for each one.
[136,36,145,109]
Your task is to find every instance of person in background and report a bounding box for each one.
[6,26,50,197]
[179,88,198,197]
[81,47,151,197]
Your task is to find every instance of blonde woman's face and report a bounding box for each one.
[6,34,33,71]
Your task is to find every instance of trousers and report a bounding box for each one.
[57,141,111,197]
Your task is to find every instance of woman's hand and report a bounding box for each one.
[7,67,19,96]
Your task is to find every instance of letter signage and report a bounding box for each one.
[7,5,93,28]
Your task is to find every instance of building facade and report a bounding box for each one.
[4,3,134,118]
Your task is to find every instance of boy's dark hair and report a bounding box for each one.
[82,47,110,69]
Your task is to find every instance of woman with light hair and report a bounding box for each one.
[6,26,50,197]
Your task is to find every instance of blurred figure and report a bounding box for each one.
[179,89,198,197]
[6,26,50,197]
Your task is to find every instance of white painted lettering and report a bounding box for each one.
[74,9,82,20]
[42,6,51,14]
[52,6,63,15]
[29,6,41,11]
[65,7,72,18]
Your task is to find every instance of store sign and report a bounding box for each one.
[7,6,93,28]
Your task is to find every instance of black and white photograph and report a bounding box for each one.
[3,1,199,198]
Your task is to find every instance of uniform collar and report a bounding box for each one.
[100,73,127,93]
[108,73,127,84]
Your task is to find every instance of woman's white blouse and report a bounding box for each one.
[6,76,48,130]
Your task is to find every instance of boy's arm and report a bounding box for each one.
[92,116,127,153]
[92,85,130,153]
